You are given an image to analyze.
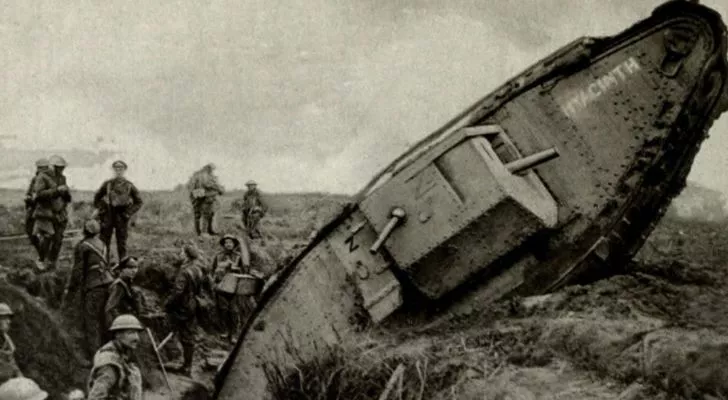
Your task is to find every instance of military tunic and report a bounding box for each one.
[65,237,114,360]
[87,340,142,400]
[47,172,71,268]
[165,260,205,370]
[211,249,251,337]
[94,177,143,260]
[105,279,142,329]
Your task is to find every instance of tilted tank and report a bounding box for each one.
[215,1,728,398]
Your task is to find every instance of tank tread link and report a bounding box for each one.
[215,1,728,398]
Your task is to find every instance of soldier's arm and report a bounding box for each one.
[128,183,143,215]
[33,176,56,200]
[93,181,108,209]
[104,284,123,326]
[87,366,119,400]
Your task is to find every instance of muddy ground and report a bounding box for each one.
[0,190,727,399]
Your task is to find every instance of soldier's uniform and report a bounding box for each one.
[94,162,143,261]
[164,246,205,375]
[86,316,143,400]
[241,181,266,239]
[31,168,61,267]
[24,159,49,257]
[105,278,142,329]
[64,221,114,360]
[211,235,251,340]
[47,155,72,270]
[187,164,224,236]
[0,304,21,385]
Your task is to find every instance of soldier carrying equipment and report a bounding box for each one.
[63,219,114,360]
[164,244,207,376]
[47,155,71,270]
[25,158,50,264]
[187,164,225,236]
[86,314,144,400]
[94,160,143,262]
[0,303,22,385]
[105,256,142,327]
[211,234,251,342]
[241,180,266,239]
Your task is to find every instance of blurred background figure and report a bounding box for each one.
[187,164,225,237]
[241,180,266,239]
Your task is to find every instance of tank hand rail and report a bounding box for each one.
[370,208,407,253]
[505,147,560,174]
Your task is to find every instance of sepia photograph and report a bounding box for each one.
[2,0,728,399]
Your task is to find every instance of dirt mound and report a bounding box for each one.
[0,280,87,398]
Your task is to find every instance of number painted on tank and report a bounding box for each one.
[345,234,360,253]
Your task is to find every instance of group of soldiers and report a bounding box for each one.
[186,163,267,239]
[7,157,268,399]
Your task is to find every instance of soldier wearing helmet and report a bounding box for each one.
[211,234,251,342]
[63,219,114,360]
[105,256,142,327]
[241,180,267,239]
[0,303,22,384]
[30,155,71,271]
[24,158,50,265]
[186,163,225,237]
[93,160,143,261]
[87,315,143,400]
[0,377,48,400]
[164,244,206,376]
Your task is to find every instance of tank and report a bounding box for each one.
[215,1,728,398]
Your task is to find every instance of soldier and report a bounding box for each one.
[187,164,225,237]
[63,219,114,360]
[86,314,143,400]
[93,160,143,261]
[46,155,72,270]
[24,158,49,260]
[164,244,206,376]
[211,234,251,342]
[0,377,48,400]
[105,256,142,327]
[0,303,22,384]
[30,157,63,270]
[241,180,267,239]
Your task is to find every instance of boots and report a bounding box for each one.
[181,344,194,377]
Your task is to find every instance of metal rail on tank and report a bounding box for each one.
[215,1,728,398]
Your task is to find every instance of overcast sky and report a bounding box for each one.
[1,0,727,193]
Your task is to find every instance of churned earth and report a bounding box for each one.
[0,190,727,399]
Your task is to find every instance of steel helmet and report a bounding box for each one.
[0,377,48,400]
[109,314,144,332]
[66,389,85,400]
[34,158,49,168]
[48,155,67,167]
[245,180,257,186]
[0,303,13,317]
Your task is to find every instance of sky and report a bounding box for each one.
[1,0,727,194]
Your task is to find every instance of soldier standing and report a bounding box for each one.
[164,244,206,376]
[211,234,251,342]
[105,256,142,327]
[241,180,267,239]
[0,303,22,385]
[86,314,143,400]
[46,155,72,270]
[31,156,67,271]
[24,158,49,260]
[187,164,225,237]
[63,220,114,360]
[93,160,143,261]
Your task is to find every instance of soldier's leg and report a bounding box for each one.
[193,205,202,236]
[206,212,216,235]
[178,323,196,375]
[33,219,54,263]
[26,212,40,252]
[116,214,129,261]
[216,293,231,337]
[99,214,114,251]
[46,220,66,269]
